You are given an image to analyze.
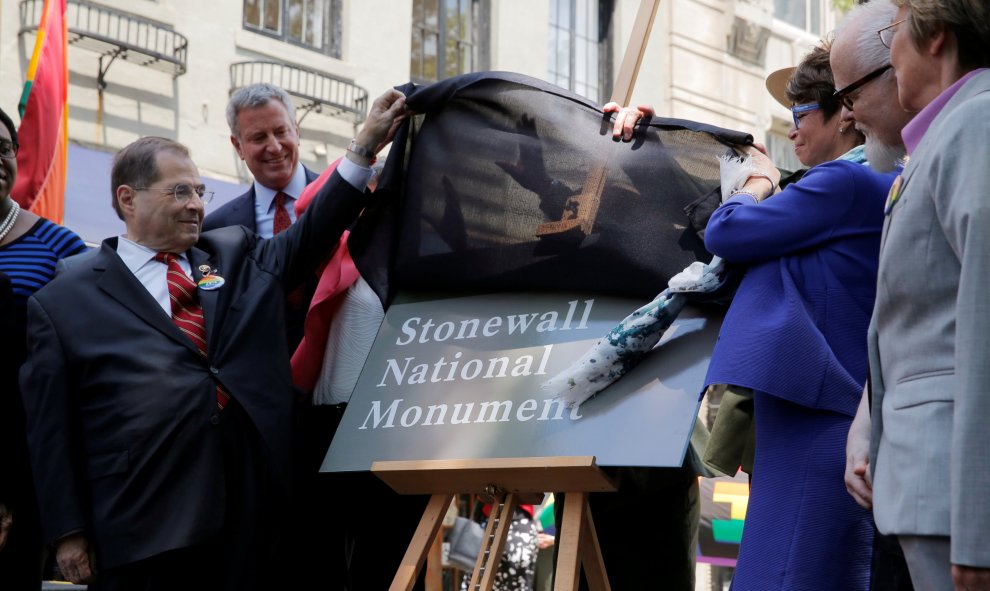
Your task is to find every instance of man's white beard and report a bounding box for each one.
[864,135,907,173]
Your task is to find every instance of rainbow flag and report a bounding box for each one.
[15,0,68,223]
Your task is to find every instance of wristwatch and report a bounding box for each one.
[347,139,375,160]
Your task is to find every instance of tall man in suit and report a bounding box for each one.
[830,4,917,590]
[203,84,369,588]
[841,1,990,589]
[204,83,317,349]
[19,89,408,590]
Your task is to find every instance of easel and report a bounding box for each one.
[374,456,617,591]
[376,2,664,588]
[536,0,662,240]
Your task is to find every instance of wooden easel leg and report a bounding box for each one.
[554,491,586,591]
[553,492,610,591]
[579,499,610,591]
[426,524,444,590]
[391,493,454,591]
[468,492,519,591]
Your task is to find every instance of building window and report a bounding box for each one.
[243,0,342,58]
[411,0,485,83]
[549,0,613,103]
[774,0,823,34]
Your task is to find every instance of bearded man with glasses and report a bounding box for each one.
[830,3,920,591]
[845,0,990,588]
[832,2,915,174]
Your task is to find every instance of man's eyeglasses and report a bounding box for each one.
[833,64,892,111]
[134,183,215,205]
[878,17,909,49]
[0,139,19,160]
[791,103,820,130]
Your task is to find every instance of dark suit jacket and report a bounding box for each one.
[19,170,364,569]
[202,166,319,350]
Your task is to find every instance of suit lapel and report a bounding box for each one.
[94,241,201,356]
[231,187,258,232]
[188,246,224,355]
[303,166,318,185]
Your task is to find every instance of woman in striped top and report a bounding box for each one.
[0,106,86,586]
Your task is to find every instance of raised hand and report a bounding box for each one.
[603,102,655,142]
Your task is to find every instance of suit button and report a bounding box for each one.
[209,366,220,376]
[210,414,220,425]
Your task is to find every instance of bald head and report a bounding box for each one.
[831,0,912,171]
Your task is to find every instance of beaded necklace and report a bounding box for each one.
[0,200,21,243]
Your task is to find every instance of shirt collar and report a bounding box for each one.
[116,235,188,274]
[254,163,307,213]
[902,68,989,154]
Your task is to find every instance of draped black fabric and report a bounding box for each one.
[349,72,753,304]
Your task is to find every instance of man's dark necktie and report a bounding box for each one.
[273,191,292,236]
[273,191,304,309]
[155,252,230,410]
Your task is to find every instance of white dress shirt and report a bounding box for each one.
[116,236,193,316]
[253,158,374,238]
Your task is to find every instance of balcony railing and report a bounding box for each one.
[230,61,368,125]
[19,0,188,83]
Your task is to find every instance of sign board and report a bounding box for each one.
[323,291,722,472]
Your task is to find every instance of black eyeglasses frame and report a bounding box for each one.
[833,64,893,111]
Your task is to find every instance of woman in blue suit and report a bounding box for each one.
[702,44,897,590]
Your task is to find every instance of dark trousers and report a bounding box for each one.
[90,544,221,591]
[872,526,914,591]
[0,501,44,590]
[282,404,349,590]
[289,404,430,591]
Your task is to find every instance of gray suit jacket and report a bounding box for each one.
[868,70,990,567]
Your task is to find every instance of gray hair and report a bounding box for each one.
[835,0,898,75]
[226,83,296,138]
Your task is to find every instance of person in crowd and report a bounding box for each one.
[699,41,891,590]
[844,1,990,589]
[0,106,87,587]
[289,157,430,590]
[830,3,918,590]
[203,82,318,349]
[18,89,407,591]
[702,46,868,483]
[201,81,354,589]
[601,39,892,590]
[460,501,539,591]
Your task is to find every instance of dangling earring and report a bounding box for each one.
[839,126,848,134]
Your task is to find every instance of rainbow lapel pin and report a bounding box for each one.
[884,174,904,216]
[197,265,225,291]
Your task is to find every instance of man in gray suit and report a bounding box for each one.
[841,1,990,589]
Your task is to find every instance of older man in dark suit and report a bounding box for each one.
[19,89,407,591]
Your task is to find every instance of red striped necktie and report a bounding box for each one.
[155,252,231,410]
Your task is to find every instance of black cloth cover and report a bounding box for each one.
[349,71,753,304]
